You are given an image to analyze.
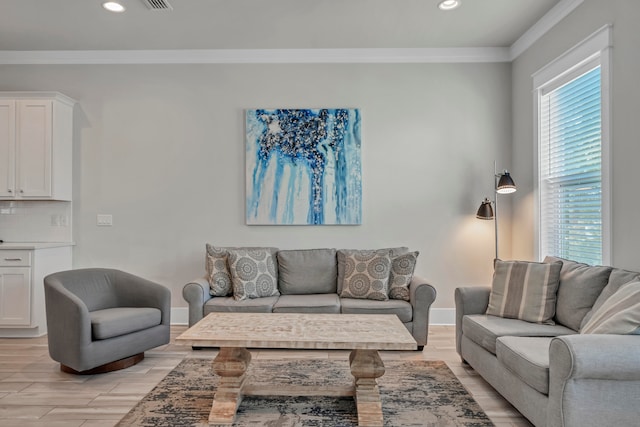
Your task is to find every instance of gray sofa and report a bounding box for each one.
[183,247,437,349]
[455,257,640,427]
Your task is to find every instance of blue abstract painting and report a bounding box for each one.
[246,108,362,225]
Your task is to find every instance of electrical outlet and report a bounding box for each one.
[51,214,70,227]
[97,214,113,226]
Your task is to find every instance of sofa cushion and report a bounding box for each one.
[277,249,337,295]
[388,251,419,301]
[545,256,612,331]
[337,247,408,294]
[90,307,161,340]
[462,314,575,355]
[581,281,640,334]
[582,267,640,328]
[486,259,562,324]
[273,294,340,314]
[228,248,280,301]
[496,336,552,395]
[204,296,279,313]
[340,298,412,323]
[339,250,392,301]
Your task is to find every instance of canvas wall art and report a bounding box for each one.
[246,108,362,225]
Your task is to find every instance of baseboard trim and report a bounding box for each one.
[170,307,455,326]
[171,307,189,325]
[429,308,456,325]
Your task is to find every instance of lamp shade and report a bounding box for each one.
[496,171,516,194]
[476,198,494,220]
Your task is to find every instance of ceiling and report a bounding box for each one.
[0,0,561,51]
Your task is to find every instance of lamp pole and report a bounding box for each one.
[493,162,500,260]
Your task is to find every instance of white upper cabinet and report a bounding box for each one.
[0,100,16,198]
[0,93,75,201]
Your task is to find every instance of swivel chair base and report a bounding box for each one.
[60,352,144,375]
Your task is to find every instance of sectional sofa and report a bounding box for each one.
[456,256,640,427]
[183,246,437,349]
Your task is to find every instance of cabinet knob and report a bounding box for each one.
[7,189,11,193]
[19,189,24,193]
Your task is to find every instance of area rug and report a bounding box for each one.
[117,358,493,427]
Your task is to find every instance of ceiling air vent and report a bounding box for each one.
[140,0,173,11]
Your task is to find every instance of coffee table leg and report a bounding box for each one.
[349,349,385,427]
[209,347,252,425]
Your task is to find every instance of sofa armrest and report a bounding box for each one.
[548,334,640,427]
[409,275,437,347]
[454,286,490,355]
[182,277,212,326]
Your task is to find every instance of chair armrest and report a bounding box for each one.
[43,276,93,360]
[454,286,491,355]
[183,277,212,327]
[113,270,171,325]
[548,334,640,426]
[409,275,437,347]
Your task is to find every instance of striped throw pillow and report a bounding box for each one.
[486,260,563,325]
[580,281,640,334]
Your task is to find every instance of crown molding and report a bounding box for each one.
[509,0,584,60]
[0,47,510,65]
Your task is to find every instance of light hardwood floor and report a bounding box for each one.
[0,325,532,427]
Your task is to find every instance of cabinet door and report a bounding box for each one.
[16,100,52,198]
[0,267,32,326]
[0,100,16,198]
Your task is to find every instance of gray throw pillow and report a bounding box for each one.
[486,259,562,325]
[388,251,419,301]
[339,250,392,301]
[581,281,640,334]
[544,256,612,330]
[227,248,280,301]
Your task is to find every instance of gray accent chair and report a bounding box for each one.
[44,268,171,374]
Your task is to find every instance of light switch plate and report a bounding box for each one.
[97,214,113,226]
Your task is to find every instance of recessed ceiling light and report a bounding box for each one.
[438,0,461,11]
[102,1,126,13]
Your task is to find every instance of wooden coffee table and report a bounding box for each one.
[176,312,417,426]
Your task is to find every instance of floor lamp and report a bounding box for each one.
[476,163,517,260]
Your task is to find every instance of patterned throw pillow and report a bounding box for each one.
[339,250,392,301]
[205,246,233,297]
[337,247,408,294]
[486,259,563,325]
[227,248,279,301]
[388,251,419,301]
[581,281,640,334]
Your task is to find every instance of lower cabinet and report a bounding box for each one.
[0,245,72,337]
[0,267,32,326]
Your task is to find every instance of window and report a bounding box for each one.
[533,26,611,265]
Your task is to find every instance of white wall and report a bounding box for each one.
[0,61,512,313]
[511,0,640,271]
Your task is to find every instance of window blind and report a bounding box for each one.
[539,66,602,265]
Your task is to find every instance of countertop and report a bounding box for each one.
[0,242,75,250]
